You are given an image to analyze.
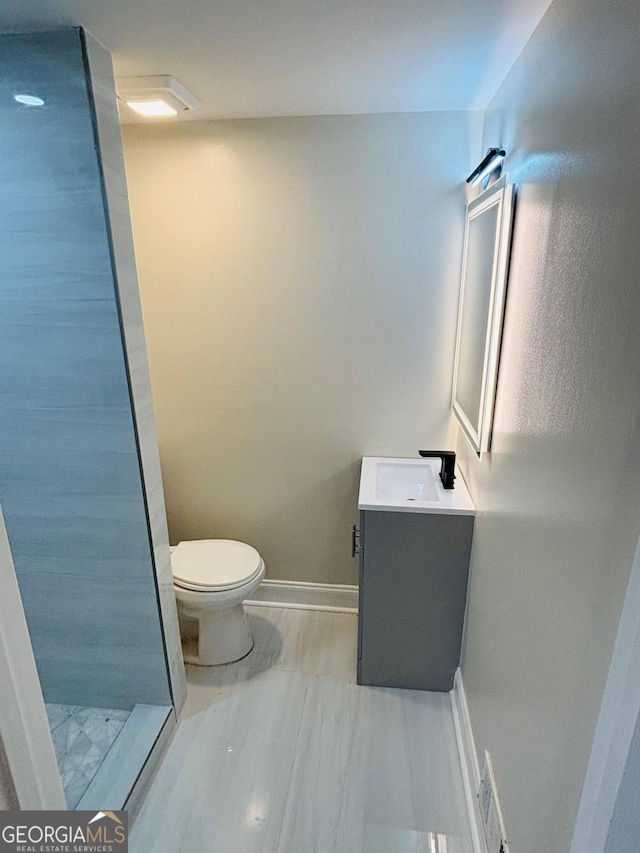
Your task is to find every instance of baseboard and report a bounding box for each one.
[169,547,358,614]
[450,669,488,853]
[247,579,358,613]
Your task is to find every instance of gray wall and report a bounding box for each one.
[456,0,640,849]
[0,739,17,810]
[0,30,171,709]
[122,112,480,584]
[605,710,640,853]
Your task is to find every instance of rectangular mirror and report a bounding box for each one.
[452,175,515,456]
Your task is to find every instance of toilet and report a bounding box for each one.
[171,539,266,666]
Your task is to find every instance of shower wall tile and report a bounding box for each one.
[19,574,169,707]
[0,29,172,709]
[83,33,187,713]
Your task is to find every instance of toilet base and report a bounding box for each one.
[181,602,255,666]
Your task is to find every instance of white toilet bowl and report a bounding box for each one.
[172,539,265,666]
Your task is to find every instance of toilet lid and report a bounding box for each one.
[172,539,263,592]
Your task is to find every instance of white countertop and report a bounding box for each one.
[358,456,475,516]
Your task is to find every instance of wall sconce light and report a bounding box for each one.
[116,75,200,120]
[466,147,506,185]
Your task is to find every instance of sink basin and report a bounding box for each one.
[358,456,475,515]
[375,460,440,502]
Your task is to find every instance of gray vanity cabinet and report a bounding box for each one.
[357,509,474,691]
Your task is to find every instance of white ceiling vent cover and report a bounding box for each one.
[116,75,200,119]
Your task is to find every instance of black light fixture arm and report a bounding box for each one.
[466,147,506,185]
[418,450,456,490]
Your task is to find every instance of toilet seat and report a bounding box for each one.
[172,539,264,592]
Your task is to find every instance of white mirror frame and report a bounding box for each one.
[452,175,515,457]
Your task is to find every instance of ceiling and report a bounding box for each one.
[0,0,553,121]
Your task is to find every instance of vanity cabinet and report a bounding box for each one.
[357,508,474,691]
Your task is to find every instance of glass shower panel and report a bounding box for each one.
[0,29,173,808]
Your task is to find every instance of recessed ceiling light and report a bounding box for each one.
[116,76,199,120]
[14,94,45,106]
[126,99,178,118]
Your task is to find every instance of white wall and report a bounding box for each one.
[456,0,640,849]
[123,112,480,584]
[570,530,640,852]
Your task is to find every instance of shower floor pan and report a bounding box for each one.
[46,702,171,809]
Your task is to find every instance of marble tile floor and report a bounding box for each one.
[131,605,473,853]
[46,703,130,808]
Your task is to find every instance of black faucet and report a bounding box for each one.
[418,450,456,490]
